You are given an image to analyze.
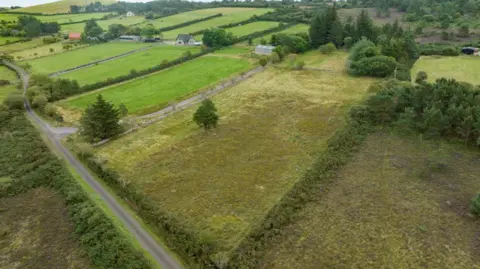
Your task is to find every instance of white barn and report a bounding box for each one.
[255,45,275,55]
[175,34,196,45]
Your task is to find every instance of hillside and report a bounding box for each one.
[11,0,116,14]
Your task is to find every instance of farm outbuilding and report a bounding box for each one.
[68,32,81,41]
[255,45,275,55]
[119,35,141,42]
[175,34,196,45]
[126,11,136,17]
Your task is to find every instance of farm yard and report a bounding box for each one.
[252,23,309,44]
[92,55,375,254]
[60,55,253,114]
[0,188,93,269]
[411,56,480,85]
[8,0,116,14]
[161,8,273,39]
[260,132,480,268]
[25,42,152,74]
[58,45,201,85]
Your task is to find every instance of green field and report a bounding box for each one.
[58,45,201,85]
[0,84,18,101]
[61,55,253,114]
[0,66,18,82]
[227,21,279,37]
[61,15,146,33]
[252,23,309,44]
[26,42,152,74]
[260,132,480,268]
[37,12,113,24]
[161,8,273,39]
[0,13,22,23]
[0,36,23,45]
[12,42,88,61]
[92,55,375,255]
[10,0,116,14]
[411,56,480,85]
[0,38,44,54]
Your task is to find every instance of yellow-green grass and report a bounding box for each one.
[0,84,19,101]
[61,15,146,33]
[11,42,88,61]
[281,50,349,72]
[58,45,201,85]
[26,42,152,74]
[260,132,480,268]
[60,56,253,115]
[94,63,375,253]
[10,0,116,14]
[411,56,480,85]
[251,23,309,45]
[227,21,279,37]
[161,8,273,39]
[0,66,17,81]
[0,188,93,268]
[0,13,22,23]
[0,36,22,45]
[0,38,44,54]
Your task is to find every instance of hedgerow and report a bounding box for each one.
[158,13,222,32]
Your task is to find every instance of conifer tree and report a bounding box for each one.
[309,13,327,47]
[356,10,376,42]
[80,95,121,142]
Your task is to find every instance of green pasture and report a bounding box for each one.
[8,0,116,14]
[161,8,273,39]
[226,21,279,37]
[12,42,88,61]
[0,38,44,54]
[412,56,480,85]
[0,36,23,45]
[61,15,146,33]
[0,85,18,101]
[26,42,152,74]
[0,66,18,82]
[37,12,113,24]
[58,45,201,85]
[61,56,252,114]
[252,23,309,44]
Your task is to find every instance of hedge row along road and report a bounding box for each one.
[3,60,184,269]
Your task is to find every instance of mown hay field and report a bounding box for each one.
[25,42,152,74]
[251,23,309,45]
[411,56,480,85]
[58,45,201,85]
[60,55,253,115]
[0,188,93,269]
[94,57,375,254]
[161,8,273,39]
[260,132,480,268]
[0,66,17,82]
[9,0,116,14]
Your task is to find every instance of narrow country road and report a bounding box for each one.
[4,61,184,269]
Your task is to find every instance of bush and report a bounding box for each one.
[3,93,24,110]
[32,94,48,110]
[293,60,305,70]
[319,42,336,54]
[419,44,459,56]
[350,55,397,77]
[348,38,378,62]
[269,52,281,63]
[470,194,480,216]
[415,71,428,83]
[44,103,57,117]
[259,56,268,67]
[75,142,94,158]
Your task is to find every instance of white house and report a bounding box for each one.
[255,45,275,55]
[175,34,196,45]
[126,11,136,17]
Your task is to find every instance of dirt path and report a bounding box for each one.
[4,60,184,269]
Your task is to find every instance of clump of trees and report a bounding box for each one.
[30,74,81,102]
[84,19,104,38]
[193,99,219,130]
[270,33,310,53]
[202,28,234,48]
[80,94,122,142]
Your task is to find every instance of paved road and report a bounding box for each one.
[4,60,184,269]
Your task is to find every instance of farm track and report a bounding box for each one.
[4,60,184,269]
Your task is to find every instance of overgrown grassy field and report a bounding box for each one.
[281,50,348,72]
[26,42,152,74]
[9,0,116,14]
[251,23,309,44]
[94,60,375,254]
[260,132,480,268]
[0,36,22,45]
[196,21,280,40]
[0,38,44,54]
[161,8,273,39]
[58,45,201,85]
[36,12,113,24]
[0,85,18,101]
[61,55,253,114]
[411,56,480,85]
[12,42,88,61]
[0,188,93,269]
[61,15,146,33]
[0,66,17,82]
[338,8,405,25]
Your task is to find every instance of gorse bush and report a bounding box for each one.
[470,194,480,216]
[319,42,336,54]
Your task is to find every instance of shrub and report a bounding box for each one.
[269,52,281,63]
[350,55,397,77]
[44,103,57,117]
[32,94,48,110]
[75,142,94,158]
[293,60,305,70]
[3,93,24,110]
[319,42,336,54]
[348,38,378,62]
[470,194,480,216]
[259,56,268,67]
[193,99,219,130]
[415,71,428,83]
[49,48,55,53]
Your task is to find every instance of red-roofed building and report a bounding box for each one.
[69,32,81,41]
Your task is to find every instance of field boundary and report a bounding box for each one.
[158,13,222,32]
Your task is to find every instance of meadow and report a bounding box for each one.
[0,65,17,82]
[195,21,280,40]
[260,132,480,268]
[61,15,147,33]
[411,56,480,85]
[36,12,113,24]
[61,55,253,114]
[161,8,273,39]
[9,0,116,14]
[58,45,201,85]
[338,8,405,25]
[0,85,18,101]
[12,42,88,61]
[0,36,23,45]
[0,38,44,54]
[93,56,375,254]
[252,23,309,44]
[26,42,152,74]
[0,188,93,269]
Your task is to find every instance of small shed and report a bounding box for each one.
[175,34,196,45]
[255,45,275,55]
[126,11,136,17]
[119,35,141,42]
[69,32,81,41]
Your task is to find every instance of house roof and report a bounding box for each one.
[256,45,275,50]
[176,34,193,43]
[69,32,81,39]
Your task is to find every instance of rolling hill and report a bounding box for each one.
[11,0,117,14]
